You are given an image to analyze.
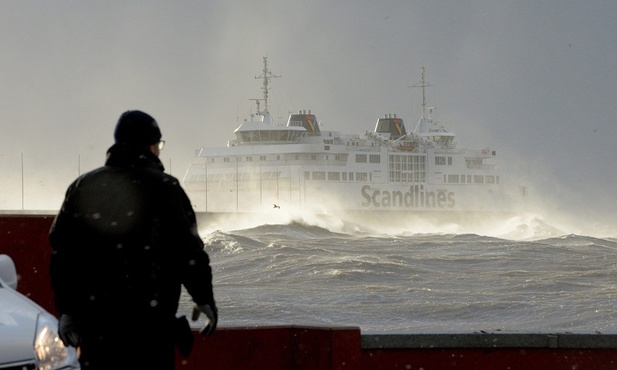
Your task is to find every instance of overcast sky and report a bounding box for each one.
[1,1,615,235]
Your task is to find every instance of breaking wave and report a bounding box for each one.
[186,213,616,333]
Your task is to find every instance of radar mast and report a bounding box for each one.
[254,56,281,113]
[411,66,433,119]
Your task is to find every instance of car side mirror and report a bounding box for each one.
[0,254,18,290]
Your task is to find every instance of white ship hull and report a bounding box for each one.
[184,138,511,214]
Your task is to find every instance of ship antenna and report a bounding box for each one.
[255,56,281,112]
[410,66,432,119]
[249,98,262,118]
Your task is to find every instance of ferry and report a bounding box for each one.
[183,58,517,223]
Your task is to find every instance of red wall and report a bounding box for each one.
[360,348,617,370]
[0,214,56,311]
[181,326,360,370]
[2,214,617,370]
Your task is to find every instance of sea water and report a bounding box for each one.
[181,213,617,334]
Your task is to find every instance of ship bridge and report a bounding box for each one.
[233,110,307,145]
[414,116,456,149]
[410,66,457,149]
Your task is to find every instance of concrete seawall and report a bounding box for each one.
[1,213,616,369]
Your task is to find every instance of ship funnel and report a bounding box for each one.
[374,115,406,139]
[287,110,321,136]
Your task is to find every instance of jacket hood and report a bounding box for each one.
[105,143,165,172]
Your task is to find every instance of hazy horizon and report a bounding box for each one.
[1,1,615,237]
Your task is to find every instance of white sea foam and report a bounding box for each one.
[182,215,617,334]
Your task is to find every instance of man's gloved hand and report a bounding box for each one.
[191,303,218,336]
[58,314,80,347]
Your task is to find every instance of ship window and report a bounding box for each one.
[448,174,459,183]
[260,156,266,161]
[313,172,326,181]
[325,145,330,151]
[388,154,426,183]
[448,157,452,165]
[486,175,495,184]
[461,175,465,183]
[342,172,348,181]
[328,172,340,181]
[435,156,446,165]
[248,132,256,142]
[356,172,368,181]
[356,154,367,163]
[246,156,252,162]
[369,154,380,163]
[474,175,484,184]
[466,158,484,169]
[349,172,354,181]
[311,154,318,160]
[304,171,310,180]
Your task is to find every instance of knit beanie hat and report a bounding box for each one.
[114,110,162,147]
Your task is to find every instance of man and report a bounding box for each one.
[49,110,217,369]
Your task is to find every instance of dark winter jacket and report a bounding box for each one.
[49,144,215,323]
